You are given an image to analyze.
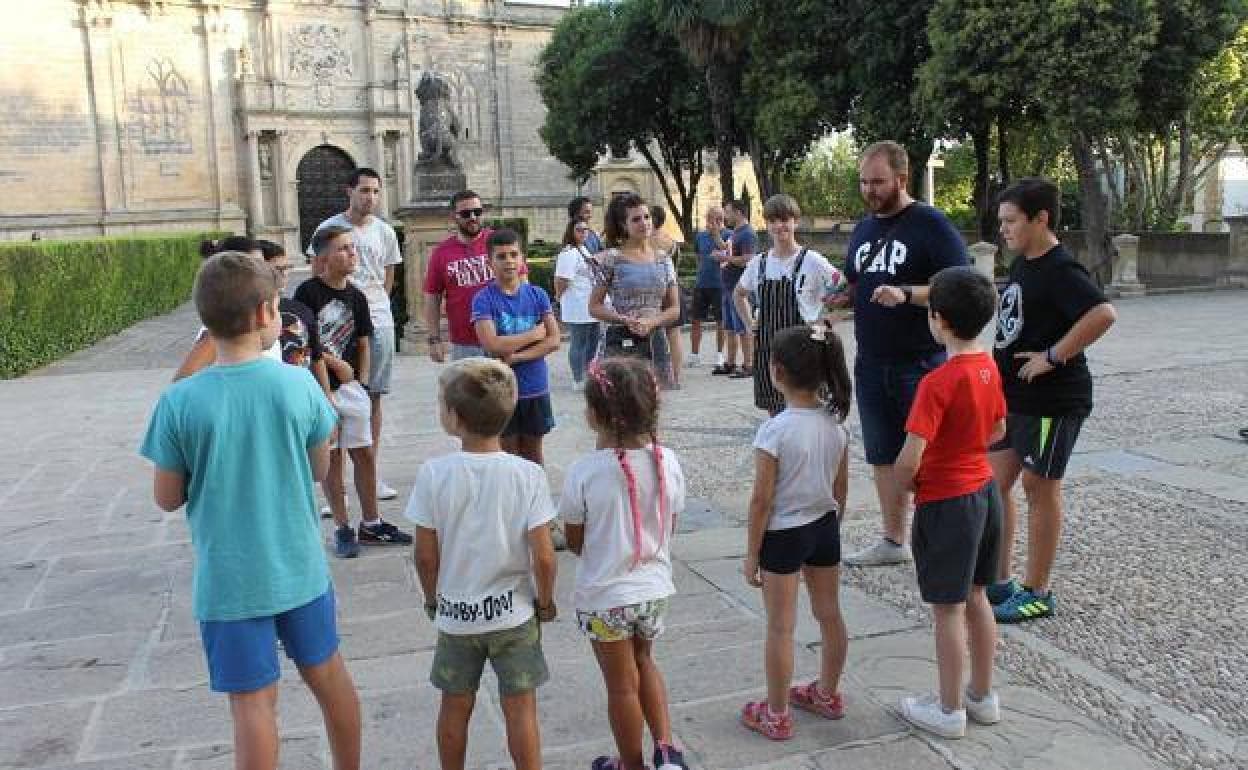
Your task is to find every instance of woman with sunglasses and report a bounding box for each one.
[587,193,681,388]
[555,219,604,387]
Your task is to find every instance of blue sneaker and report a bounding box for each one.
[993,587,1055,623]
[653,743,688,770]
[986,578,1022,606]
[334,525,360,559]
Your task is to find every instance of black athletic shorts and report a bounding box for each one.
[989,414,1084,480]
[912,481,1002,604]
[502,394,555,438]
[759,512,841,574]
[690,287,722,322]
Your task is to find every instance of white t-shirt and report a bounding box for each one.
[310,214,403,329]
[752,408,849,531]
[559,446,685,611]
[554,245,598,324]
[738,248,839,322]
[404,451,556,635]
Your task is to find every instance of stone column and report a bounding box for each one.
[396,132,412,205]
[1108,233,1146,298]
[1222,215,1248,287]
[394,202,453,349]
[244,132,264,230]
[80,3,124,217]
[373,132,389,214]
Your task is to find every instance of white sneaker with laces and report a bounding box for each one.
[377,481,398,501]
[964,688,1001,725]
[900,694,966,739]
[844,538,912,566]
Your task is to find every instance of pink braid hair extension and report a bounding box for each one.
[616,449,645,570]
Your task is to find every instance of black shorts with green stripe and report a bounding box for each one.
[990,414,1084,480]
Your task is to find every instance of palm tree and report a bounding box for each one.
[655,0,755,203]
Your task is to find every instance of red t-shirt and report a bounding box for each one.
[905,351,1007,505]
[423,229,530,346]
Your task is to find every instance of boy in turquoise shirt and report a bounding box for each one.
[140,251,362,770]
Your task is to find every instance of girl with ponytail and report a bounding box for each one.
[740,322,852,741]
[559,356,689,770]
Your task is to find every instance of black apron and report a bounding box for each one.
[753,248,807,412]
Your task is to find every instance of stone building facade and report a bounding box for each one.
[0,0,589,252]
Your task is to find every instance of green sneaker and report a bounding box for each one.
[986,579,1021,606]
[993,587,1055,623]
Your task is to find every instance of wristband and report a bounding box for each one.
[1045,347,1062,367]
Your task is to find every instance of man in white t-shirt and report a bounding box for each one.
[308,168,403,500]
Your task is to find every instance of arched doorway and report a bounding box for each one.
[297,145,355,255]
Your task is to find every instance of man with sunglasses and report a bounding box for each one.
[424,190,527,362]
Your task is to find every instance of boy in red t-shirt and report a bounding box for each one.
[893,266,1007,740]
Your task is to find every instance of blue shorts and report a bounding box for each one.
[722,290,747,334]
[854,353,944,466]
[503,394,555,437]
[199,588,339,693]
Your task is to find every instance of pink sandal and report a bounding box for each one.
[789,680,845,720]
[740,700,794,740]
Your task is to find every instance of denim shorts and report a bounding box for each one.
[368,326,396,395]
[199,587,339,693]
[450,343,486,360]
[721,290,747,334]
[854,352,945,465]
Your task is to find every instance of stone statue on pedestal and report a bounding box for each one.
[412,70,466,198]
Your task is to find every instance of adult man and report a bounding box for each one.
[843,141,968,566]
[568,195,604,253]
[689,205,728,368]
[713,199,756,378]
[308,168,403,501]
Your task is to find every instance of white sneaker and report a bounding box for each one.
[844,538,912,566]
[377,481,398,501]
[965,688,1001,725]
[686,353,701,368]
[900,694,966,739]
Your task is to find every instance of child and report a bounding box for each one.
[989,178,1116,622]
[140,252,361,770]
[294,226,412,558]
[893,266,1007,738]
[407,358,558,770]
[472,229,562,466]
[740,323,852,741]
[560,357,689,770]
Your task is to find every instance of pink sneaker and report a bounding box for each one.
[740,700,794,740]
[789,680,845,720]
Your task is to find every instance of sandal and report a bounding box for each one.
[789,680,845,720]
[740,700,794,740]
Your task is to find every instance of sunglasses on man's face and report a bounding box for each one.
[456,208,485,219]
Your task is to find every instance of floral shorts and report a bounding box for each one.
[576,598,669,642]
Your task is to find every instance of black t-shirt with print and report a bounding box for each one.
[293,277,374,390]
[994,244,1108,417]
[278,297,322,370]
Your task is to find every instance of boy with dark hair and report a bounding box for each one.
[141,252,362,770]
[296,226,412,558]
[471,229,561,466]
[894,265,1006,739]
[408,357,558,770]
[989,177,1116,623]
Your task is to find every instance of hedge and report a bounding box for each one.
[0,232,219,378]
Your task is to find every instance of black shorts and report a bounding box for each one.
[989,413,1084,480]
[759,512,841,574]
[502,394,555,438]
[690,288,722,322]
[912,481,1002,604]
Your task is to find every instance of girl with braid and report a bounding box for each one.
[741,324,852,741]
[559,357,689,770]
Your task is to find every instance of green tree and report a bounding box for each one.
[536,0,713,239]
[656,0,755,203]
[784,135,863,219]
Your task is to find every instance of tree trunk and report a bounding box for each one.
[997,120,1011,184]
[1071,132,1111,286]
[972,122,994,242]
[747,135,785,201]
[906,142,932,199]
[705,60,736,203]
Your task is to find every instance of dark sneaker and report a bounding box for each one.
[729,367,754,379]
[334,525,360,559]
[711,364,737,376]
[993,587,1055,623]
[591,758,651,770]
[358,519,413,546]
[986,578,1022,606]
[653,742,688,770]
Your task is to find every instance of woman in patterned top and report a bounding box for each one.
[588,193,681,389]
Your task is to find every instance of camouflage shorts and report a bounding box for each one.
[576,597,670,643]
[431,616,549,696]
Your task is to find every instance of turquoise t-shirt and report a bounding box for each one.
[139,357,338,622]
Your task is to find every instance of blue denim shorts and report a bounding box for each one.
[721,290,747,334]
[854,352,945,465]
[199,588,339,693]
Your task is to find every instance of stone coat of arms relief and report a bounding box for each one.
[286,24,354,108]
